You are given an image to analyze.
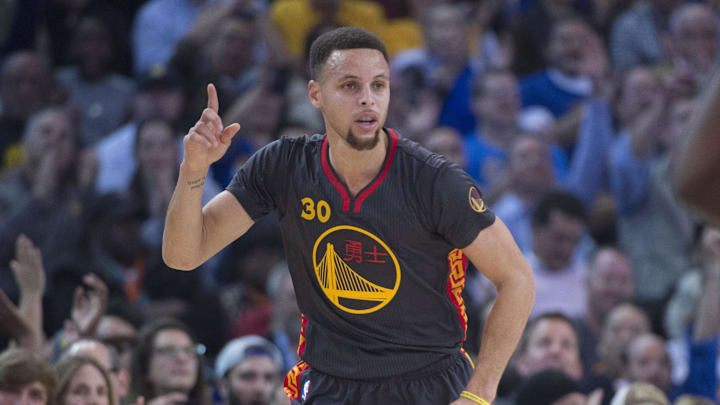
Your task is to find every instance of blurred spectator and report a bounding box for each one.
[507,311,613,403]
[0,108,79,222]
[129,318,209,405]
[94,65,186,194]
[666,226,720,399]
[63,339,129,405]
[623,334,674,396]
[575,247,635,379]
[214,336,283,405]
[609,0,681,71]
[422,126,466,169]
[610,382,669,405]
[520,16,608,119]
[284,21,338,135]
[623,330,717,401]
[526,191,588,318]
[82,193,146,303]
[595,303,652,382]
[511,0,591,77]
[667,3,719,85]
[56,13,136,145]
[514,312,583,382]
[492,135,558,254]
[46,273,111,360]
[464,69,522,188]
[270,0,387,60]
[609,95,696,306]
[96,299,142,371]
[0,51,55,170]
[467,0,514,72]
[54,355,113,405]
[132,0,231,75]
[223,214,285,340]
[566,66,663,209]
[0,348,56,405]
[265,263,301,373]
[0,108,96,293]
[141,253,227,357]
[392,3,478,135]
[515,368,591,405]
[46,1,134,74]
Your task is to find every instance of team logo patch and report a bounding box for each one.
[468,187,486,213]
[302,380,311,401]
[313,226,401,314]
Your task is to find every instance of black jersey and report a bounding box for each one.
[227,128,495,381]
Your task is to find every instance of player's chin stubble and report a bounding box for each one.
[346,128,380,151]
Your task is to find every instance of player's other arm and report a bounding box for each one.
[162,84,252,270]
[457,218,534,404]
[674,67,720,225]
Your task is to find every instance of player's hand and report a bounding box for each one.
[183,83,241,172]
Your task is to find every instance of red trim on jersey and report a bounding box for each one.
[297,314,308,358]
[446,249,469,342]
[321,136,351,211]
[283,360,310,400]
[353,129,399,212]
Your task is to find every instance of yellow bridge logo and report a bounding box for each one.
[313,226,401,314]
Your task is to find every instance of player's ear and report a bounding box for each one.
[308,80,322,109]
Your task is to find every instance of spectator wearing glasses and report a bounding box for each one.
[129,319,208,405]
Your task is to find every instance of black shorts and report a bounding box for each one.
[285,351,473,405]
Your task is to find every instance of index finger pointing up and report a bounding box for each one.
[207,83,219,112]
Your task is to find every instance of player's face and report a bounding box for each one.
[309,49,390,151]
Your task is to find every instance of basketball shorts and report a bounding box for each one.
[284,350,473,404]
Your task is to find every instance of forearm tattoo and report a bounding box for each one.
[188,178,205,190]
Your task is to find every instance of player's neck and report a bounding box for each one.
[327,132,388,197]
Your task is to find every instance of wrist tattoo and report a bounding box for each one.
[188,178,205,190]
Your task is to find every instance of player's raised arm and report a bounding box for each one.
[162,84,252,270]
[674,67,720,225]
[453,218,534,405]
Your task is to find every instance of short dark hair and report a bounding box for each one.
[531,190,587,227]
[0,348,57,405]
[308,26,388,80]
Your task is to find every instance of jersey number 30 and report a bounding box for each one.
[301,197,331,223]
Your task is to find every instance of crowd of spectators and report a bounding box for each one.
[1,0,719,404]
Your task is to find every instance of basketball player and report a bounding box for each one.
[162,27,534,405]
[674,67,720,225]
